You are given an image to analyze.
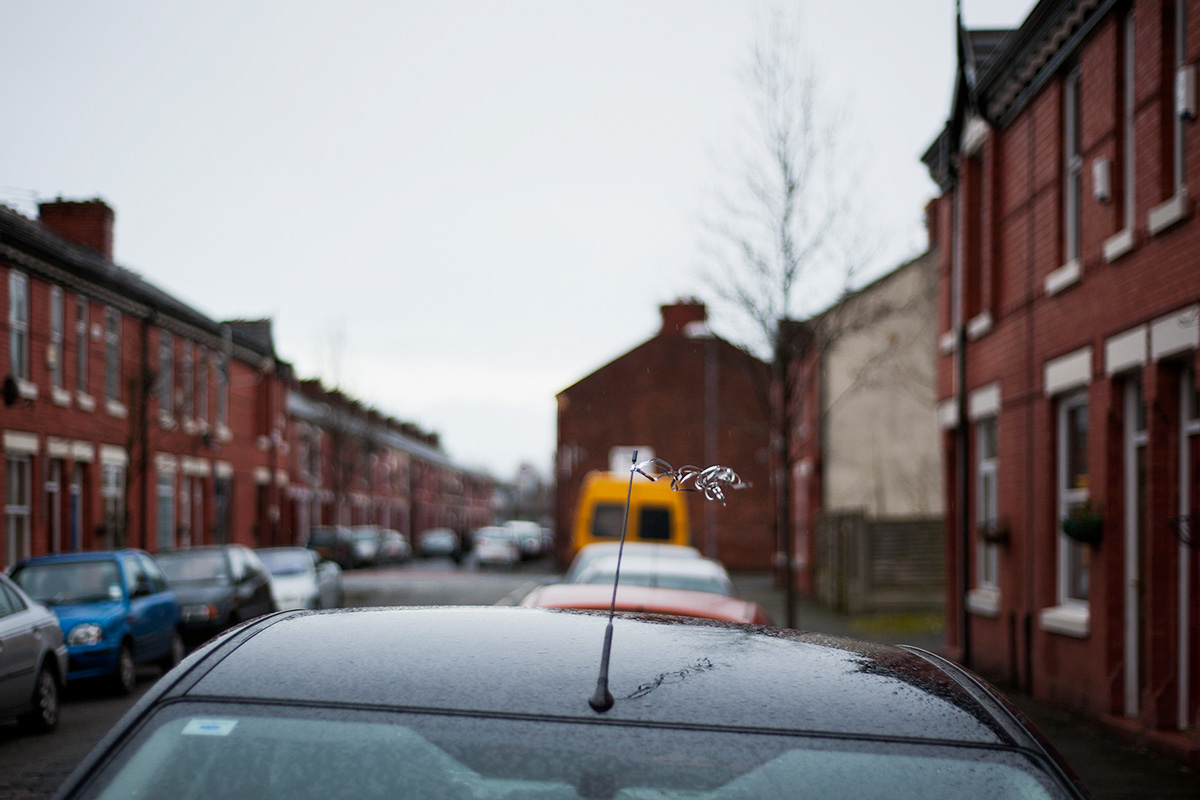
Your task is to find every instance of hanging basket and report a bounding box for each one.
[1062,506,1102,547]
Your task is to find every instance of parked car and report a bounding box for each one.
[563,542,702,583]
[155,546,276,647]
[571,553,735,596]
[472,526,520,567]
[306,526,355,569]
[520,582,772,624]
[417,527,459,558]
[0,572,68,732]
[8,550,182,694]
[50,607,1091,799]
[256,547,344,610]
[376,529,412,564]
[347,526,384,568]
[504,520,544,559]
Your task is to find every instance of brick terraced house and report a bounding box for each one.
[1,198,494,566]
[925,0,1199,763]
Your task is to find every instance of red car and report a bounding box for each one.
[519,582,772,625]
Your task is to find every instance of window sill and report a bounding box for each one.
[1038,604,1090,638]
[216,425,233,443]
[966,312,993,340]
[1045,259,1081,296]
[967,588,1000,618]
[1148,188,1188,236]
[159,413,177,431]
[106,399,128,419]
[76,392,95,412]
[17,378,38,401]
[51,387,71,407]
[1103,228,1134,263]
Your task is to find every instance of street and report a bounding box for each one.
[0,556,554,800]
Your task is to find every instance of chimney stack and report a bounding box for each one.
[659,299,707,336]
[38,198,115,261]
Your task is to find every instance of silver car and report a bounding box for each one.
[0,571,67,732]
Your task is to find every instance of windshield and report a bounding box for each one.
[257,550,313,576]
[11,560,123,605]
[157,551,232,584]
[83,703,1070,800]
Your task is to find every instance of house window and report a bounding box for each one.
[181,341,194,421]
[216,353,229,428]
[1122,11,1136,232]
[1058,392,1090,603]
[1171,0,1187,194]
[157,470,176,550]
[104,307,121,401]
[101,462,125,548]
[5,455,31,567]
[75,295,89,395]
[159,330,174,420]
[197,347,209,424]
[8,271,29,381]
[49,286,64,391]
[1064,68,1082,265]
[976,416,999,590]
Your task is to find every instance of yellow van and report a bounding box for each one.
[571,471,690,556]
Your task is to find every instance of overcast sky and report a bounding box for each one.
[1,1,1032,480]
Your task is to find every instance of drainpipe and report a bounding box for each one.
[952,177,971,669]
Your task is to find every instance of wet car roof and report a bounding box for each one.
[176,606,1022,746]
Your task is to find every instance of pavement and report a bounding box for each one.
[730,573,1200,800]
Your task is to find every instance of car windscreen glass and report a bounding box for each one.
[590,503,624,539]
[81,703,1072,800]
[638,506,671,540]
[577,568,730,596]
[258,551,312,576]
[157,552,232,584]
[11,560,122,605]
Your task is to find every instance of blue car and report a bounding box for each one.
[8,550,183,694]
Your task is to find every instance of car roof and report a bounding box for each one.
[521,583,769,624]
[578,553,730,578]
[163,607,1026,747]
[15,549,137,565]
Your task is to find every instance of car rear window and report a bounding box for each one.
[157,551,232,584]
[82,703,1073,800]
[12,560,122,605]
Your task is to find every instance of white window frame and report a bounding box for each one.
[197,346,209,425]
[101,461,126,547]
[181,340,194,425]
[75,294,90,399]
[8,271,29,382]
[1173,0,1187,194]
[5,455,32,568]
[1064,68,1083,266]
[976,416,1000,591]
[1057,391,1091,605]
[159,330,174,425]
[49,286,64,393]
[156,468,176,550]
[104,307,121,403]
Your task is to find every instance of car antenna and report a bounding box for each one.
[588,452,748,713]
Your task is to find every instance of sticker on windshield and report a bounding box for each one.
[182,719,238,736]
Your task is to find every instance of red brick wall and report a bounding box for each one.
[557,327,772,570]
[935,0,1200,741]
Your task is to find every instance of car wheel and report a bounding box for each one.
[112,643,137,695]
[17,665,59,733]
[160,630,185,674]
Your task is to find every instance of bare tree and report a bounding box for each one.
[702,9,884,627]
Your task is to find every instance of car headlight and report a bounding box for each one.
[67,623,104,646]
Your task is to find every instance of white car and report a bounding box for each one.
[504,520,544,559]
[257,547,343,610]
[0,571,68,732]
[573,553,735,596]
[473,527,520,567]
[563,542,702,583]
